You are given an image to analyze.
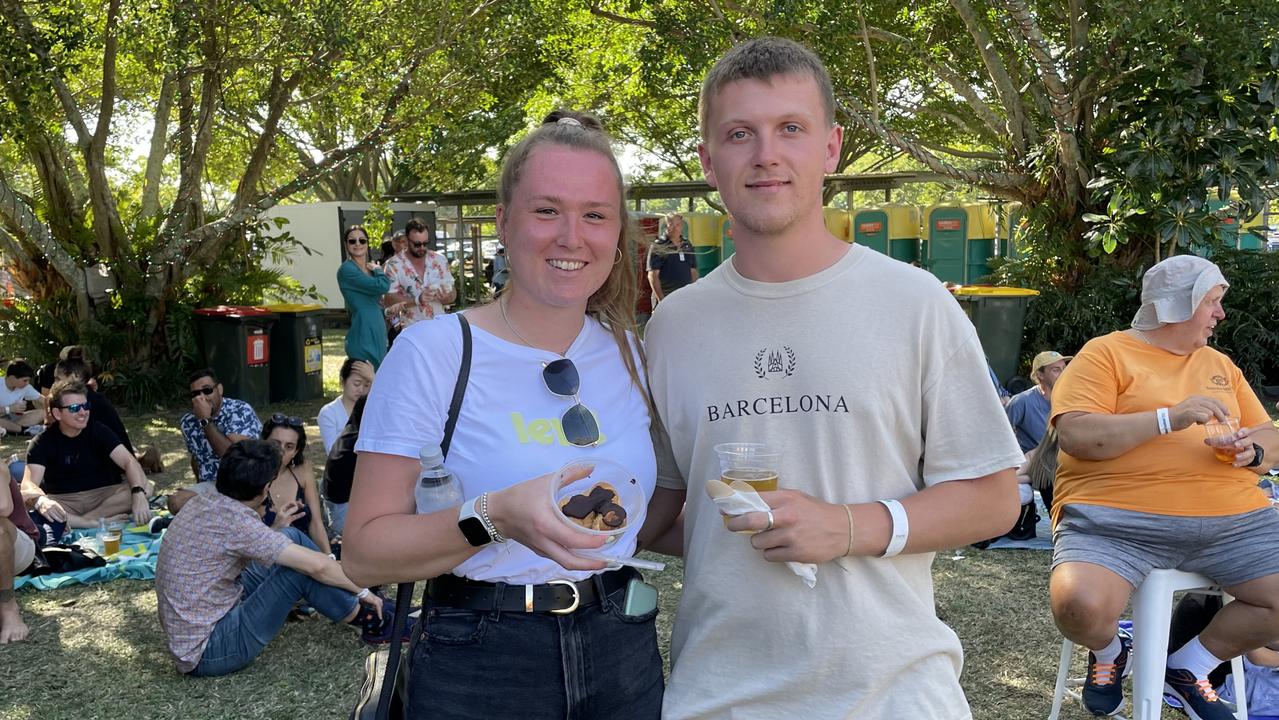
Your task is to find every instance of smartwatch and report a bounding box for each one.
[457,496,493,547]
[1247,443,1265,468]
[196,417,211,429]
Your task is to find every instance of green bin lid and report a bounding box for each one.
[951,286,1040,297]
[263,303,324,312]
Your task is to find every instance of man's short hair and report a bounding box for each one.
[49,379,88,410]
[215,439,282,501]
[699,36,836,139]
[4,360,34,380]
[54,357,91,383]
[188,367,218,386]
[404,218,430,236]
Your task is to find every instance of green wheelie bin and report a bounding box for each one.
[950,287,1040,386]
[265,303,325,402]
[193,306,278,409]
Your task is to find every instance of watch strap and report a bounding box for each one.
[130,486,147,495]
[1247,442,1265,468]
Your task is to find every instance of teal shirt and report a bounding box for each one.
[337,260,391,368]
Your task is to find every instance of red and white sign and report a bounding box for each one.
[247,331,270,367]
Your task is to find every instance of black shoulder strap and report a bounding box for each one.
[376,313,472,720]
[441,314,471,460]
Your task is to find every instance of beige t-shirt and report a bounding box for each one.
[645,245,1024,720]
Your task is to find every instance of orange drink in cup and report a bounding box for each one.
[1205,418,1241,463]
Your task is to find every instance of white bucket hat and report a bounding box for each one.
[1131,255,1228,331]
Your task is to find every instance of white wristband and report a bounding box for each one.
[877,499,909,558]
[1156,407,1172,435]
[355,588,370,600]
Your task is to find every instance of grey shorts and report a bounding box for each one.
[1053,503,1279,588]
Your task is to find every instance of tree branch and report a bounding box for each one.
[857,10,880,125]
[866,27,1007,144]
[947,0,1036,154]
[586,2,656,29]
[837,94,1033,198]
[0,173,85,294]
[140,74,175,221]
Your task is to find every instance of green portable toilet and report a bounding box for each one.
[684,212,723,277]
[1208,199,1240,251]
[1241,212,1267,251]
[926,205,967,283]
[853,207,889,254]
[720,215,736,262]
[965,203,997,283]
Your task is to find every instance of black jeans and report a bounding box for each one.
[406,574,663,719]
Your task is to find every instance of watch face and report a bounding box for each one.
[458,516,491,547]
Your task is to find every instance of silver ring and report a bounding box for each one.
[764,509,775,531]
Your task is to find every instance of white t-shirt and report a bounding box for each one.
[645,244,1024,720]
[356,313,656,585]
[317,396,350,454]
[0,381,41,414]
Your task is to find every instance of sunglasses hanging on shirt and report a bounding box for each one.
[542,358,600,447]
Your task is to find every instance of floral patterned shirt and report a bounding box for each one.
[383,250,454,326]
[179,398,262,484]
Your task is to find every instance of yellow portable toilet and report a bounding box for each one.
[823,207,851,242]
[964,203,998,283]
[683,212,724,276]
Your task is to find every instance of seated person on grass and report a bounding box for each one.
[35,345,91,395]
[1,462,38,643]
[259,414,330,555]
[155,439,398,677]
[169,368,261,513]
[54,358,163,474]
[20,379,152,532]
[0,361,45,436]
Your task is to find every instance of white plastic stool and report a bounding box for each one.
[1048,569,1248,720]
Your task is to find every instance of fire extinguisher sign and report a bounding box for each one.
[247,330,270,367]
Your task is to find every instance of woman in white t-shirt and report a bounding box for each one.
[344,110,662,718]
[317,358,373,454]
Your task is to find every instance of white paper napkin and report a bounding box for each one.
[706,479,855,588]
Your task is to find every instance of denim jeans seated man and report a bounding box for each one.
[155,439,403,677]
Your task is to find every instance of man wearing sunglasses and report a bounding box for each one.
[19,379,151,533]
[383,217,455,329]
[170,368,262,513]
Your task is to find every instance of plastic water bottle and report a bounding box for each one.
[415,445,462,514]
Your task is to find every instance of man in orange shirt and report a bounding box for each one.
[1050,255,1279,719]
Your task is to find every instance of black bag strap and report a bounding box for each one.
[376,314,472,720]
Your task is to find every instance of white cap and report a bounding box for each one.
[1131,255,1228,331]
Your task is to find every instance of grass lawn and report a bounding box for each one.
[1,329,1208,719]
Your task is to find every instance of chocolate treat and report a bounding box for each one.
[599,502,626,528]
[558,482,626,531]
[561,493,601,519]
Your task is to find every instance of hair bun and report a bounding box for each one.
[542,109,604,133]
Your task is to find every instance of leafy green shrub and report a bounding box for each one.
[998,245,1279,388]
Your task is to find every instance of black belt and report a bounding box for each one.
[426,568,634,615]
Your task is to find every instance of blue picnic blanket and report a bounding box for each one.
[16,526,164,591]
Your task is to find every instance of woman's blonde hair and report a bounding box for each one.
[496,109,646,399]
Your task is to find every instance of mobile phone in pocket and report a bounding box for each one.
[622,578,658,618]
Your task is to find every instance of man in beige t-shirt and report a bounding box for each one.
[640,38,1024,719]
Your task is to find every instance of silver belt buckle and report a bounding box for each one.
[548,580,581,615]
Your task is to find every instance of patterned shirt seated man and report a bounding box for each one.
[170,368,261,514]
